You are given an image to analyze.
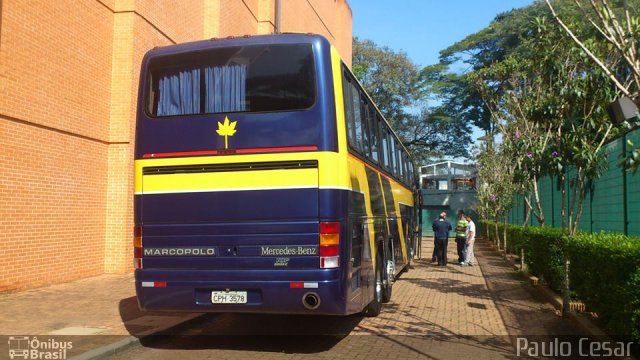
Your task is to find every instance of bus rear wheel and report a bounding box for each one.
[363,255,383,317]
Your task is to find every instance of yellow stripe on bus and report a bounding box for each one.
[141,167,318,194]
[134,151,350,194]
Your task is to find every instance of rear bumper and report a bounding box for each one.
[135,269,348,315]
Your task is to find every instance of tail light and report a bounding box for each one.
[319,221,340,269]
[134,226,143,269]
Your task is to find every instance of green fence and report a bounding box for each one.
[420,190,477,236]
[509,128,640,236]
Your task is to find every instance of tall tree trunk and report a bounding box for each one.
[523,193,531,227]
[502,216,508,257]
[560,171,567,232]
[532,175,545,227]
[494,220,500,250]
[572,172,587,236]
[563,253,571,316]
[568,167,582,236]
[560,170,571,316]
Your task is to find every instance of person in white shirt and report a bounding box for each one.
[464,214,476,266]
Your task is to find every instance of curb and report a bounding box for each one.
[482,240,613,340]
[71,336,140,360]
[70,313,204,360]
[531,282,608,336]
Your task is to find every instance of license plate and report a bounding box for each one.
[211,291,247,304]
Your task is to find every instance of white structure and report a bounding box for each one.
[419,161,476,191]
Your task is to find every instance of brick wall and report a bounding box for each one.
[281,0,352,65]
[0,0,113,291]
[0,0,352,291]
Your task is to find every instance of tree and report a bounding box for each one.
[466,3,621,316]
[352,37,472,163]
[544,0,640,98]
[527,13,619,236]
[352,37,423,123]
[544,0,640,172]
[397,109,472,164]
[474,136,517,252]
[434,1,623,234]
[433,3,551,132]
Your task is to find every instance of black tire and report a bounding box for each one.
[382,241,394,303]
[363,255,383,317]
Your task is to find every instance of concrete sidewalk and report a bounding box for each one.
[0,236,605,359]
[0,273,202,358]
[111,238,601,359]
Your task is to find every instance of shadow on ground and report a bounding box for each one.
[136,312,363,353]
[118,295,365,352]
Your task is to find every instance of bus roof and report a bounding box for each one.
[143,33,330,60]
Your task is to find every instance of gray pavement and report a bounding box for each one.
[0,237,595,359]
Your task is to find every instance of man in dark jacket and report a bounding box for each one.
[432,211,452,266]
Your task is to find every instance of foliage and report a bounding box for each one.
[432,2,551,132]
[459,2,622,236]
[429,3,564,228]
[481,220,640,341]
[545,0,640,174]
[532,13,618,235]
[565,233,640,340]
[545,0,640,98]
[620,138,640,174]
[396,109,472,164]
[482,220,565,291]
[474,137,518,247]
[352,37,423,122]
[352,37,472,163]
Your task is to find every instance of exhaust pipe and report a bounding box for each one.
[302,292,321,310]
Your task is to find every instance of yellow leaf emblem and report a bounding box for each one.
[216,116,237,149]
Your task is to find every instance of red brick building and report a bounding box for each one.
[0,0,352,291]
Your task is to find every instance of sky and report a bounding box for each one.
[347,0,535,156]
[348,0,535,68]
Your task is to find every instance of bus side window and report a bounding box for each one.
[394,139,401,177]
[342,73,357,148]
[409,162,415,185]
[387,129,395,173]
[404,154,410,185]
[376,115,385,165]
[399,149,405,179]
[359,95,371,159]
[381,125,390,169]
[368,106,379,163]
[350,82,363,152]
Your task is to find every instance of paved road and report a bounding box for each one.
[112,238,583,359]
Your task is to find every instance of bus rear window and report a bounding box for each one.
[147,44,316,117]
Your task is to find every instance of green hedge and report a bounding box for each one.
[565,233,640,339]
[480,220,564,291]
[522,225,565,292]
[479,220,640,340]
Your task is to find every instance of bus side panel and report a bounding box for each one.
[344,156,376,313]
[382,176,414,273]
[348,156,414,277]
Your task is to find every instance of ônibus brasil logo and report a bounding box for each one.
[7,336,72,359]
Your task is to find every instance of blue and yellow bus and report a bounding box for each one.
[134,34,419,316]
